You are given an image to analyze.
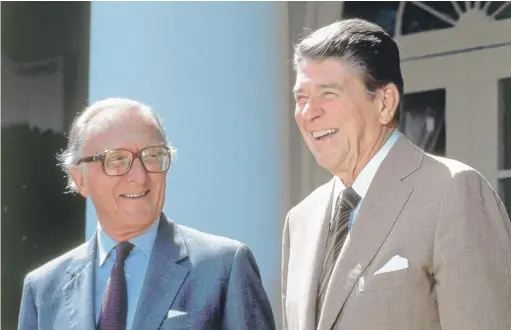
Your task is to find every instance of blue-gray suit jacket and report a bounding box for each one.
[18,215,276,329]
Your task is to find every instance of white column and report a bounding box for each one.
[87,2,289,322]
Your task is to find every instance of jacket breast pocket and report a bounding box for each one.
[159,310,213,330]
[358,269,418,293]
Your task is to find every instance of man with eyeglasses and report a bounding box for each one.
[18,98,276,330]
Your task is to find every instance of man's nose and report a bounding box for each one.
[302,97,324,122]
[126,157,148,183]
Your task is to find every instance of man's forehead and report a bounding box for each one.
[83,131,165,155]
[293,75,349,92]
[82,112,163,152]
[294,60,357,92]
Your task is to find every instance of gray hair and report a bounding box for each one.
[57,98,176,193]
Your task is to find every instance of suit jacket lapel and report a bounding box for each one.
[131,214,190,330]
[294,179,335,330]
[317,136,423,330]
[63,236,97,330]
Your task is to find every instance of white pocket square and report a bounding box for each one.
[374,255,409,275]
[167,310,187,318]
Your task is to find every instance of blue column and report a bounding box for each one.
[87,2,288,319]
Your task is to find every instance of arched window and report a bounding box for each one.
[343,1,511,37]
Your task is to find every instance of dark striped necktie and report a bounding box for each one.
[316,187,361,326]
[97,241,134,330]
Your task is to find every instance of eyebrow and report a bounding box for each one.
[317,83,345,91]
[293,83,346,94]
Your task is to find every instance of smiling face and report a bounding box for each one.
[293,58,395,181]
[70,107,167,240]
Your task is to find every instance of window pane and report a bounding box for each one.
[402,2,457,36]
[397,89,446,156]
[343,1,399,36]
[488,2,511,21]
[498,178,511,216]
[499,78,511,170]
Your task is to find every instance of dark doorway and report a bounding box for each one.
[1,2,90,328]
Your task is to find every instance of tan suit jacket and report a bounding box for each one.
[282,136,511,330]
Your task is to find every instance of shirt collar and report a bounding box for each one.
[333,129,401,200]
[97,216,160,267]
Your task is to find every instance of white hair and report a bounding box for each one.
[57,98,176,193]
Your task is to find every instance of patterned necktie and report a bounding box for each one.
[97,241,134,330]
[316,187,361,325]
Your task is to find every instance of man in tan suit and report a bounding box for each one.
[281,18,511,330]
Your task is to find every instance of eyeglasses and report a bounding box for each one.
[76,145,172,176]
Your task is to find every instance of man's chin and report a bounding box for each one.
[316,156,347,175]
[122,210,160,223]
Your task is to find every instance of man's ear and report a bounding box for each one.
[70,166,89,197]
[378,83,400,125]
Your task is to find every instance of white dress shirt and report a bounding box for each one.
[331,129,401,228]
